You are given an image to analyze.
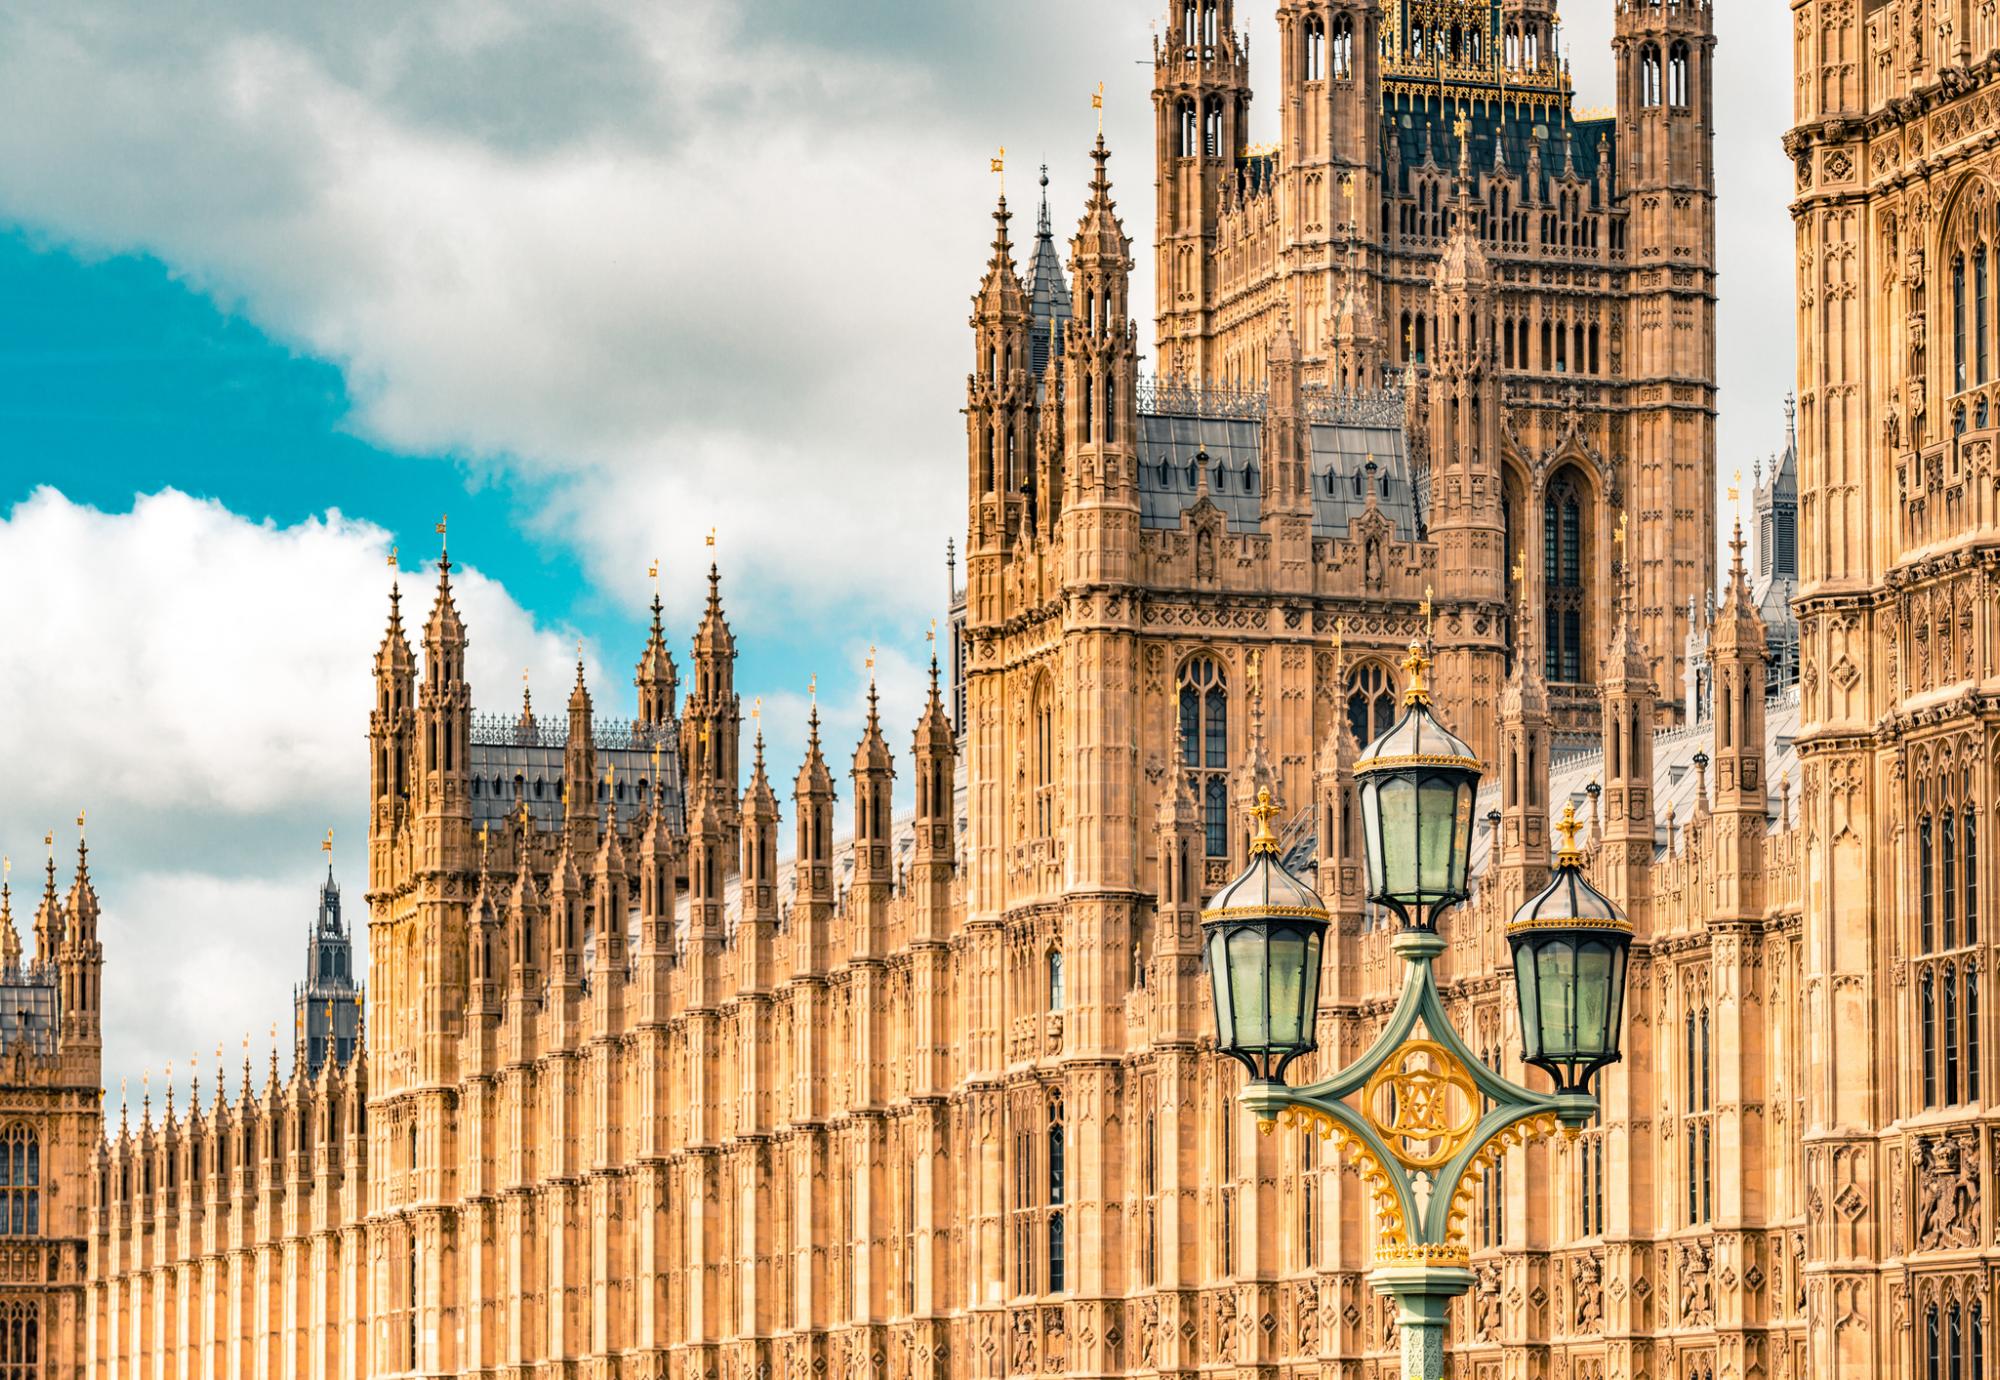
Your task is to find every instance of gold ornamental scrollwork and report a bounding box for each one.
[1272,1106,1409,1248]
[1360,1040,1482,1171]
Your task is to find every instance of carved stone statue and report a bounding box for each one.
[1915,1134,1980,1250]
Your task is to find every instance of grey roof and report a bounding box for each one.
[1136,413,1418,540]
[0,973,58,1057]
[468,736,685,834]
[1024,170,1073,384]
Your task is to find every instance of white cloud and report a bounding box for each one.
[0,487,600,1092]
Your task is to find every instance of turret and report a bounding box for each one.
[32,848,60,970]
[632,765,678,1028]
[684,775,727,1011]
[1599,525,1657,918]
[634,586,680,731]
[1493,574,1553,916]
[681,563,743,860]
[589,777,629,1035]
[543,834,585,1046]
[908,650,956,945]
[417,545,473,838]
[1280,0,1382,380]
[0,870,18,977]
[791,705,837,978]
[739,728,780,994]
[1060,137,1143,588]
[1500,0,1558,76]
[850,676,896,959]
[1615,0,1718,709]
[1709,520,1768,915]
[1423,142,1508,766]
[563,661,597,850]
[368,574,417,886]
[1152,0,1251,377]
[965,192,1035,590]
[60,831,102,1046]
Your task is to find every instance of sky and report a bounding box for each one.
[0,1,1794,1103]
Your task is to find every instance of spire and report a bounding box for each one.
[33,841,60,968]
[0,865,17,976]
[635,580,680,730]
[974,194,1030,320]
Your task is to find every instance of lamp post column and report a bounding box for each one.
[1377,1269,1469,1380]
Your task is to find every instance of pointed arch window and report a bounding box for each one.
[1179,657,1229,859]
[1543,472,1589,683]
[1046,1095,1067,1293]
[0,1302,37,1380]
[0,1126,38,1237]
[1667,42,1691,108]
[1640,44,1662,107]
[1303,15,1325,80]
[1331,14,1354,79]
[1917,783,1982,1111]
[1683,1008,1712,1225]
[1344,662,1398,746]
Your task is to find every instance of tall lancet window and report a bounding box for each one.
[1046,1096,1067,1293]
[1180,657,1229,859]
[1345,661,1397,745]
[1032,675,1056,838]
[1543,471,1589,683]
[0,1127,38,1237]
[0,1302,37,1380]
[1917,770,1983,1110]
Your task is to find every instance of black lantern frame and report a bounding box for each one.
[1200,787,1333,1086]
[1353,645,1482,930]
[1506,807,1633,1095]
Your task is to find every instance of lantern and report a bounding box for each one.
[1201,788,1331,1085]
[1354,644,1482,928]
[1507,803,1633,1094]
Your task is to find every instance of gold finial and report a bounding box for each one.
[1092,82,1105,136]
[1453,109,1470,143]
[1615,510,1629,552]
[43,832,52,861]
[322,828,333,863]
[808,673,818,706]
[1401,641,1432,706]
[927,618,937,647]
[648,558,660,594]
[706,527,716,548]
[866,643,878,684]
[1247,786,1283,857]
[1511,553,1527,613]
[1554,801,1583,862]
[2,857,9,885]
[752,696,762,725]
[651,742,662,776]
[1727,469,1741,504]
[991,146,1006,196]
[605,761,616,793]
[387,544,398,570]
[1421,585,1435,644]
[76,808,85,837]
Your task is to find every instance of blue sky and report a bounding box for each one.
[0,0,1794,1099]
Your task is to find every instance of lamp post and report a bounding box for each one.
[1201,644,1632,1380]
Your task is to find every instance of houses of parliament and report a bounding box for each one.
[0,0,1980,1377]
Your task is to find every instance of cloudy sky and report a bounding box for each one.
[0,1,1793,1102]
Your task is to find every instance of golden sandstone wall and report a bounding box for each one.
[74,3,2000,1380]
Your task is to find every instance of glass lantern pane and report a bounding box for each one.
[1300,929,1325,1031]
[1513,946,1542,1057]
[1227,928,1271,1048]
[1266,929,1308,1049]
[1451,780,1476,894]
[1360,779,1386,896]
[1379,777,1417,898]
[1537,942,1579,1058]
[1604,945,1628,1059]
[1206,930,1236,1048]
[1575,943,1614,1057]
[1417,778,1459,898]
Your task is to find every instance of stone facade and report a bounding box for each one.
[59,4,2000,1380]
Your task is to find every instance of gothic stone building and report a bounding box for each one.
[65,2,2000,1379]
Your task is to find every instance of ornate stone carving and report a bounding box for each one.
[1914,1132,1980,1251]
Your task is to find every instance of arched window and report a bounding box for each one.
[1303,14,1324,80]
[1543,471,1589,683]
[1046,1097,1067,1292]
[1331,14,1354,79]
[0,1126,38,1237]
[1047,946,1065,1012]
[1640,43,1663,107]
[1179,657,1229,860]
[1668,42,1691,108]
[0,1301,37,1380]
[1955,253,1969,394]
[1176,97,1197,158]
[1203,95,1224,159]
[1345,662,1398,745]
[1683,1008,1712,1225]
